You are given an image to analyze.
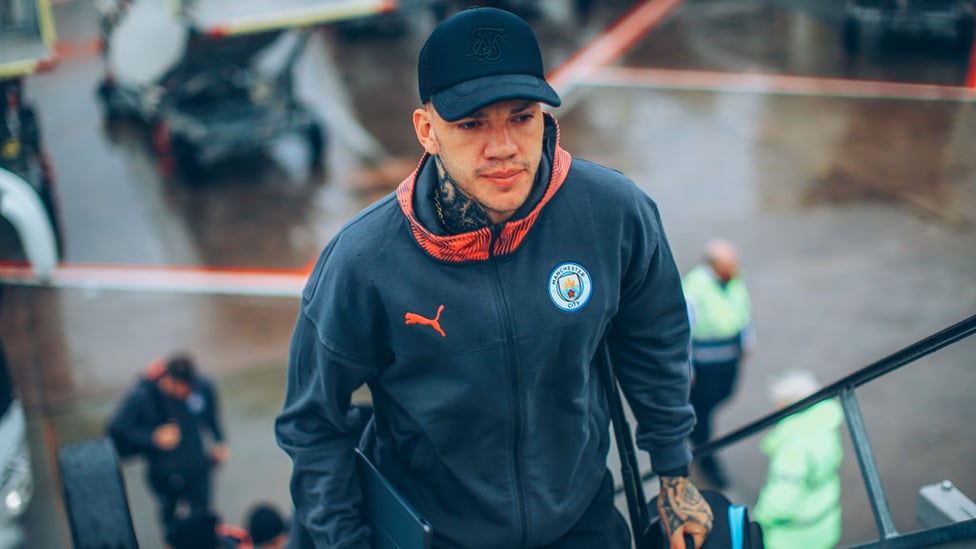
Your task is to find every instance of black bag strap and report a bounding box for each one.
[148,379,174,424]
[596,348,653,545]
[597,349,696,549]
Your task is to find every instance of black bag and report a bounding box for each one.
[645,489,764,549]
[355,404,434,549]
[108,432,140,460]
[107,379,170,460]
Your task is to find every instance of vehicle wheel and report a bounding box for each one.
[96,78,121,122]
[171,136,204,184]
[842,15,860,55]
[956,13,975,53]
[307,121,326,171]
[151,121,176,176]
[57,438,139,549]
[38,163,65,260]
[336,21,364,41]
[19,106,42,153]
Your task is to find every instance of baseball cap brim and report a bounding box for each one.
[430,73,561,122]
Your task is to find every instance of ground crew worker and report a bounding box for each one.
[107,353,229,532]
[754,369,843,549]
[682,238,755,488]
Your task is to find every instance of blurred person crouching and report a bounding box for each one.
[753,369,843,549]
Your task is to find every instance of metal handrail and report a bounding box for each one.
[639,312,976,548]
[692,313,976,458]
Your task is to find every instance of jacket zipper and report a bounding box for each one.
[489,225,529,547]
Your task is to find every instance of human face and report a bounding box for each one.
[711,253,739,283]
[159,375,192,400]
[413,99,545,224]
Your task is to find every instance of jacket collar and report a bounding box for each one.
[396,113,572,263]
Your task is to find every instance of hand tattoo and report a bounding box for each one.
[432,156,490,234]
[657,476,714,539]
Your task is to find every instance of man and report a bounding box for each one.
[108,353,229,531]
[276,7,712,548]
[682,239,755,489]
[754,370,843,549]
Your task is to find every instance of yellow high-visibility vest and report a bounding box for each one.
[681,265,751,341]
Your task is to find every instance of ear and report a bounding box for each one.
[413,106,440,155]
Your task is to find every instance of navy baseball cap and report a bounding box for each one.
[418,7,561,122]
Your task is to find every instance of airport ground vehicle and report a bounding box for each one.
[93,0,395,183]
[1,79,63,259]
[842,0,976,54]
[1,0,64,258]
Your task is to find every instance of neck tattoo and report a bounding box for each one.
[432,156,491,234]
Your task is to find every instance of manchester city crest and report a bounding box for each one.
[548,262,592,312]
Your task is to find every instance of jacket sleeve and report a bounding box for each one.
[275,241,387,549]
[607,195,695,474]
[107,386,159,455]
[199,378,225,444]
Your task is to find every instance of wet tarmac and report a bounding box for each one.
[1,0,975,547]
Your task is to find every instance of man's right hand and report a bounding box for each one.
[152,422,181,450]
[657,475,713,549]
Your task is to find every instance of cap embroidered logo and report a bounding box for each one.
[467,28,506,63]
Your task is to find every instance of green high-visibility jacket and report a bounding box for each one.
[754,399,844,549]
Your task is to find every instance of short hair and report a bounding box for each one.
[247,503,286,545]
[166,353,197,384]
[768,369,820,407]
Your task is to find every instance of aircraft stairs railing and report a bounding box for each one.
[646,313,976,548]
